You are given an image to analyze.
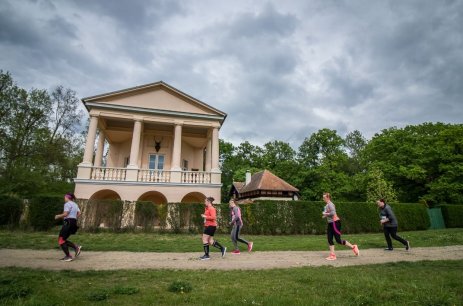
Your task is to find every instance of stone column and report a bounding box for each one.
[210,127,221,184]
[211,127,220,172]
[170,123,183,183]
[126,119,143,181]
[128,120,143,168]
[94,131,105,167]
[81,115,99,165]
[76,115,99,179]
[171,124,182,171]
[205,137,212,172]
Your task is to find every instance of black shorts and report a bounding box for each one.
[59,218,78,240]
[203,226,216,236]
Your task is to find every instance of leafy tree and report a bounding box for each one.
[366,167,398,203]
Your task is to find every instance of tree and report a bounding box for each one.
[366,167,398,203]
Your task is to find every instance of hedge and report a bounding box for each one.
[0,195,23,227]
[28,196,63,230]
[43,200,431,234]
[440,205,463,228]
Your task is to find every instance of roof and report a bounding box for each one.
[232,182,245,192]
[238,170,299,193]
[82,80,227,120]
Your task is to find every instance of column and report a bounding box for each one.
[94,131,105,167]
[128,120,143,168]
[171,124,182,171]
[211,127,220,172]
[81,115,99,165]
[205,137,211,172]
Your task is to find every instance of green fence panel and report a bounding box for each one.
[427,208,446,229]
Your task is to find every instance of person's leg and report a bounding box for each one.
[389,227,408,246]
[333,221,359,255]
[383,227,393,249]
[235,225,249,246]
[202,234,210,256]
[58,222,72,259]
[326,223,336,259]
[231,225,239,250]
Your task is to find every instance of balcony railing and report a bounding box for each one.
[89,167,214,184]
[138,169,171,183]
[182,171,211,184]
[90,167,127,181]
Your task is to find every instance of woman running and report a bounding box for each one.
[54,193,82,262]
[322,192,359,260]
[199,196,226,260]
[229,199,253,254]
[377,199,410,251]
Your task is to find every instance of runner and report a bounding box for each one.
[322,192,359,260]
[229,199,253,254]
[54,193,82,262]
[377,199,410,251]
[199,196,226,260]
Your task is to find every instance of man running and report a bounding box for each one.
[377,199,410,251]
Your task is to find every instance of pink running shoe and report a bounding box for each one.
[325,253,337,261]
[247,241,253,252]
[352,245,359,256]
[231,250,240,254]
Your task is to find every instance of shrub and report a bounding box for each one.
[0,195,23,227]
[166,203,204,233]
[135,201,157,230]
[441,205,463,228]
[389,203,430,231]
[28,195,63,230]
[86,290,110,301]
[81,199,124,231]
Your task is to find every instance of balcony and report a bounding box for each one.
[88,166,215,184]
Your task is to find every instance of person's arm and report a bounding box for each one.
[323,203,336,217]
[380,207,391,224]
[230,207,240,224]
[204,209,216,221]
[55,210,69,220]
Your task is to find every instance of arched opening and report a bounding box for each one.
[89,189,121,200]
[181,192,206,203]
[135,191,168,229]
[137,191,167,204]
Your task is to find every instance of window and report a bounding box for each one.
[182,159,189,171]
[149,154,165,170]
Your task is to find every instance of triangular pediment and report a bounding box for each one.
[82,81,226,118]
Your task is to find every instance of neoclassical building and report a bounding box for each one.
[74,81,226,203]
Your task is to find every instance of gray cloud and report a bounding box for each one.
[0,0,462,149]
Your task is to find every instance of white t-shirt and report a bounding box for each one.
[64,201,80,219]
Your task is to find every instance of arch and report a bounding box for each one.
[89,189,121,200]
[137,191,167,204]
[181,192,206,203]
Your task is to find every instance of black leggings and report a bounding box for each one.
[383,226,407,249]
[327,221,346,246]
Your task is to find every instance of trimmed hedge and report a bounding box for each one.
[440,205,463,228]
[0,195,23,227]
[28,196,63,230]
[58,199,432,234]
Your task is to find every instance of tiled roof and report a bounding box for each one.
[238,170,299,193]
[232,182,245,192]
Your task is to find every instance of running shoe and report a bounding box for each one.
[352,244,360,256]
[60,256,73,262]
[247,241,253,252]
[75,245,82,257]
[231,250,240,254]
[325,254,336,261]
[384,248,393,251]
[199,255,210,260]
[405,241,410,251]
[221,247,227,258]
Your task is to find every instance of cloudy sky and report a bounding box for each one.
[1,0,462,147]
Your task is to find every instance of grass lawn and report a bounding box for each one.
[0,260,462,305]
[0,228,462,252]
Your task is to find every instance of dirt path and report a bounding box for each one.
[1,246,462,271]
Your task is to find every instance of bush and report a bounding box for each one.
[166,203,204,233]
[135,201,157,230]
[390,203,430,231]
[81,199,124,231]
[28,195,63,230]
[0,195,23,227]
[168,280,192,293]
[441,205,463,228]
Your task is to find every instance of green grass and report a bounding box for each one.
[0,260,462,305]
[0,228,462,252]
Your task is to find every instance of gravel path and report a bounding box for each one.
[1,246,462,271]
